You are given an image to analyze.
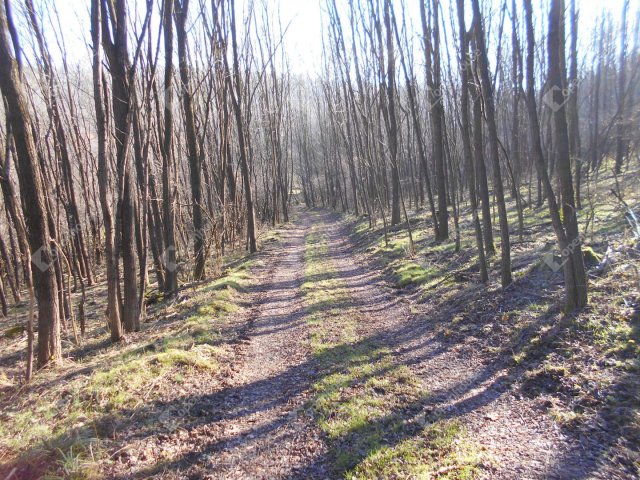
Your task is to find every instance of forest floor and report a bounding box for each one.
[1,166,640,479]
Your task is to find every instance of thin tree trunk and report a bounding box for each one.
[457,0,488,282]
[91,0,122,341]
[227,0,257,253]
[472,0,512,287]
[162,0,178,294]
[471,76,495,255]
[614,0,629,175]
[547,0,588,310]
[420,0,448,242]
[0,1,61,367]
[175,0,206,280]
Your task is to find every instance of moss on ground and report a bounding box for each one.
[302,219,481,478]
[0,257,254,478]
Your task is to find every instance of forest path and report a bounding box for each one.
[296,210,593,479]
[176,212,329,479]
[165,209,589,479]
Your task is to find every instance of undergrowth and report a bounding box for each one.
[0,258,253,478]
[344,165,640,476]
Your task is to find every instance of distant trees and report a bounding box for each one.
[0,0,638,377]
[301,0,638,308]
[0,0,294,375]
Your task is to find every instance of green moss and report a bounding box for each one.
[582,246,602,267]
[3,324,24,339]
[394,261,437,287]
[349,421,481,480]
[302,220,482,477]
[580,313,640,357]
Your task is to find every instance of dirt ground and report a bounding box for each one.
[1,208,638,479]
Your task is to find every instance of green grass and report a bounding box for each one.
[302,217,482,478]
[356,221,463,292]
[0,258,254,477]
[342,165,640,474]
[3,324,24,339]
[579,313,640,357]
[349,420,480,480]
[394,261,438,287]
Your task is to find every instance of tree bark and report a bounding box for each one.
[547,0,588,310]
[0,0,61,367]
[175,0,206,279]
[420,0,448,242]
[227,0,257,253]
[614,0,629,175]
[162,0,178,294]
[457,0,488,282]
[91,0,123,341]
[471,0,512,287]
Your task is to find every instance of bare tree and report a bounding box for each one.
[0,0,61,367]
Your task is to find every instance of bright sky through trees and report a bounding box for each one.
[29,0,632,75]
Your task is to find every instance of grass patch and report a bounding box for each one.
[3,324,24,339]
[349,420,480,479]
[0,258,253,477]
[394,261,437,287]
[579,312,640,357]
[302,217,482,477]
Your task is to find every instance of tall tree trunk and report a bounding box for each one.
[162,0,178,294]
[524,0,587,312]
[614,0,629,175]
[510,0,525,239]
[420,0,448,241]
[547,0,588,310]
[383,0,401,227]
[568,0,582,208]
[0,0,61,367]
[102,0,141,333]
[471,0,512,287]
[91,0,123,341]
[175,0,206,280]
[227,0,257,253]
[457,0,488,282]
[471,75,495,254]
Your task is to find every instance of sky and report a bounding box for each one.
[23,0,637,76]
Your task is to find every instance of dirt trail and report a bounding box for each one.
[311,210,596,479]
[177,216,328,479]
[158,210,594,479]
